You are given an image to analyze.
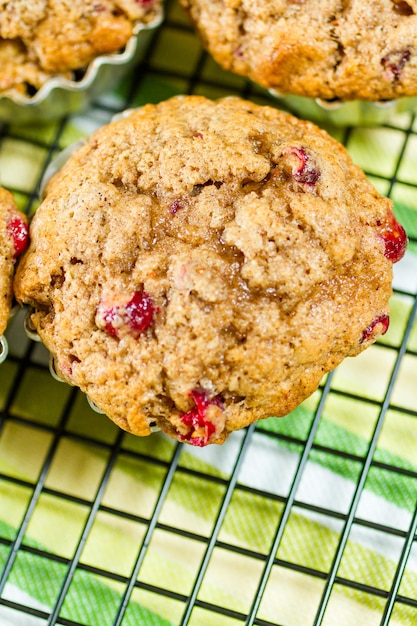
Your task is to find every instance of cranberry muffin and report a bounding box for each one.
[0,0,161,98]
[0,188,29,339]
[179,0,417,102]
[14,96,407,445]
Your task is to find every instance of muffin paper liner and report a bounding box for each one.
[0,8,163,124]
[22,306,42,343]
[24,307,161,430]
[0,334,7,364]
[45,347,106,416]
[39,140,87,197]
[0,304,19,364]
[23,307,103,413]
[270,90,417,126]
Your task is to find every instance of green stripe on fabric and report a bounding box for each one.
[219,489,284,555]
[276,510,417,624]
[258,408,417,513]
[257,399,317,440]
[0,521,173,626]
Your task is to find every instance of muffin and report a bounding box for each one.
[14,95,407,445]
[179,0,417,124]
[0,0,163,122]
[0,188,29,362]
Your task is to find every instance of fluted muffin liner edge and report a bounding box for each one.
[24,123,162,426]
[269,90,417,127]
[0,334,7,364]
[0,8,163,125]
[23,306,160,429]
[0,303,19,364]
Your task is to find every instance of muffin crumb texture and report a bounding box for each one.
[14,96,406,445]
[0,0,160,98]
[179,0,417,101]
[0,188,29,335]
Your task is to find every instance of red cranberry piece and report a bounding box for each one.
[178,389,223,447]
[381,49,411,80]
[378,210,407,263]
[7,216,29,258]
[169,199,184,215]
[97,290,156,339]
[284,147,320,185]
[125,291,156,334]
[361,314,390,343]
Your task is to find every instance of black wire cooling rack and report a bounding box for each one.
[1,1,417,625]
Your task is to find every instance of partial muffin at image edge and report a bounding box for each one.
[0,0,163,122]
[14,95,407,445]
[0,188,29,360]
[178,0,417,124]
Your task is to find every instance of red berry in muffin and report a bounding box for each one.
[382,49,411,81]
[96,290,156,338]
[12,96,402,445]
[1,188,29,336]
[178,389,224,446]
[361,314,390,343]
[169,199,184,214]
[282,146,320,185]
[8,215,29,258]
[378,210,407,263]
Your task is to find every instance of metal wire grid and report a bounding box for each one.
[0,1,417,624]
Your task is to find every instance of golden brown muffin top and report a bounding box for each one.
[0,0,160,96]
[14,96,406,444]
[179,0,417,101]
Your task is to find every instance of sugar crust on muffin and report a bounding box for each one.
[0,0,161,98]
[179,0,417,102]
[14,95,407,445]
